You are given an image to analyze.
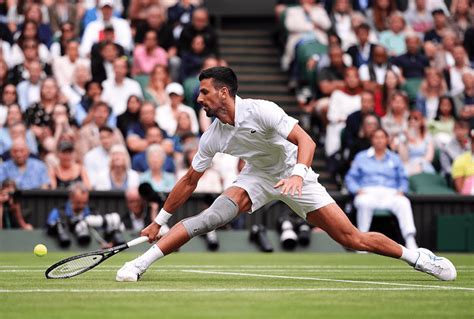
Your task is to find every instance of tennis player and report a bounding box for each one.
[117,67,456,282]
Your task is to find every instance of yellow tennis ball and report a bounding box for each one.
[34,244,47,257]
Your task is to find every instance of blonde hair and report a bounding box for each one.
[109,144,131,170]
[146,143,166,164]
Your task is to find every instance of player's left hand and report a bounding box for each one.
[274,175,304,197]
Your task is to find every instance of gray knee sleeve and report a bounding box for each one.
[182,195,239,238]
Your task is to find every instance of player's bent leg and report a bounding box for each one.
[117,187,253,282]
[306,203,457,281]
[181,195,240,238]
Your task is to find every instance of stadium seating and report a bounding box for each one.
[409,173,456,195]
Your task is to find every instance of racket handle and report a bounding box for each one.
[127,236,150,247]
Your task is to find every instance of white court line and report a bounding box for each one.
[2,269,474,274]
[183,270,474,291]
[1,265,473,269]
[0,287,456,293]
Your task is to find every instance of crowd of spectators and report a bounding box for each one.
[0,0,239,230]
[278,0,474,195]
[278,0,473,242]
[0,0,472,237]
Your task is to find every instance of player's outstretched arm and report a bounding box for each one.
[141,167,204,242]
[274,124,316,197]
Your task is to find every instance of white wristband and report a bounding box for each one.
[291,163,309,179]
[154,209,172,226]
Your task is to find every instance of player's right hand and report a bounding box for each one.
[140,222,161,243]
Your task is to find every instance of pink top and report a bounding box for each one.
[132,45,168,75]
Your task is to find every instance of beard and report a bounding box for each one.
[203,107,217,118]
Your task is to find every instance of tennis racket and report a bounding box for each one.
[45,236,149,279]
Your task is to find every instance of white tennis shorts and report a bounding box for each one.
[232,167,335,219]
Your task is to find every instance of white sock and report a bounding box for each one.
[136,244,164,268]
[399,245,419,266]
[404,235,418,250]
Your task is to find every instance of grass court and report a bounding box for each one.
[1,252,473,318]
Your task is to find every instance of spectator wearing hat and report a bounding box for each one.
[101,58,143,117]
[0,138,50,190]
[80,0,133,57]
[155,83,199,137]
[49,140,91,190]
[451,129,474,195]
[82,0,124,31]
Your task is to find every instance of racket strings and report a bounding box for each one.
[47,254,104,278]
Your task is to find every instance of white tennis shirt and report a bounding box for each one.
[192,96,299,178]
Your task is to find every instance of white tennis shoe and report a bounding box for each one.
[414,248,457,281]
[116,260,148,282]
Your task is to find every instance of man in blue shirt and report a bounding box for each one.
[345,128,418,249]
[0,138,50,190]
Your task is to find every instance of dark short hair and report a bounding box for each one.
[92,101,112,113]
[199,67,238,97]
[99,126,113,134]
[431,8,445,16]
[454,119,470,129]
[356,23,371,32]
[85,80,102,92]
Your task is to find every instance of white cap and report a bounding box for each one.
[99,0,114,8]
[165,82,184,96]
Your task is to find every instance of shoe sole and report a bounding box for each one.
[116,275,139,282]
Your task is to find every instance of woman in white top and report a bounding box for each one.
[92,144,140,191]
